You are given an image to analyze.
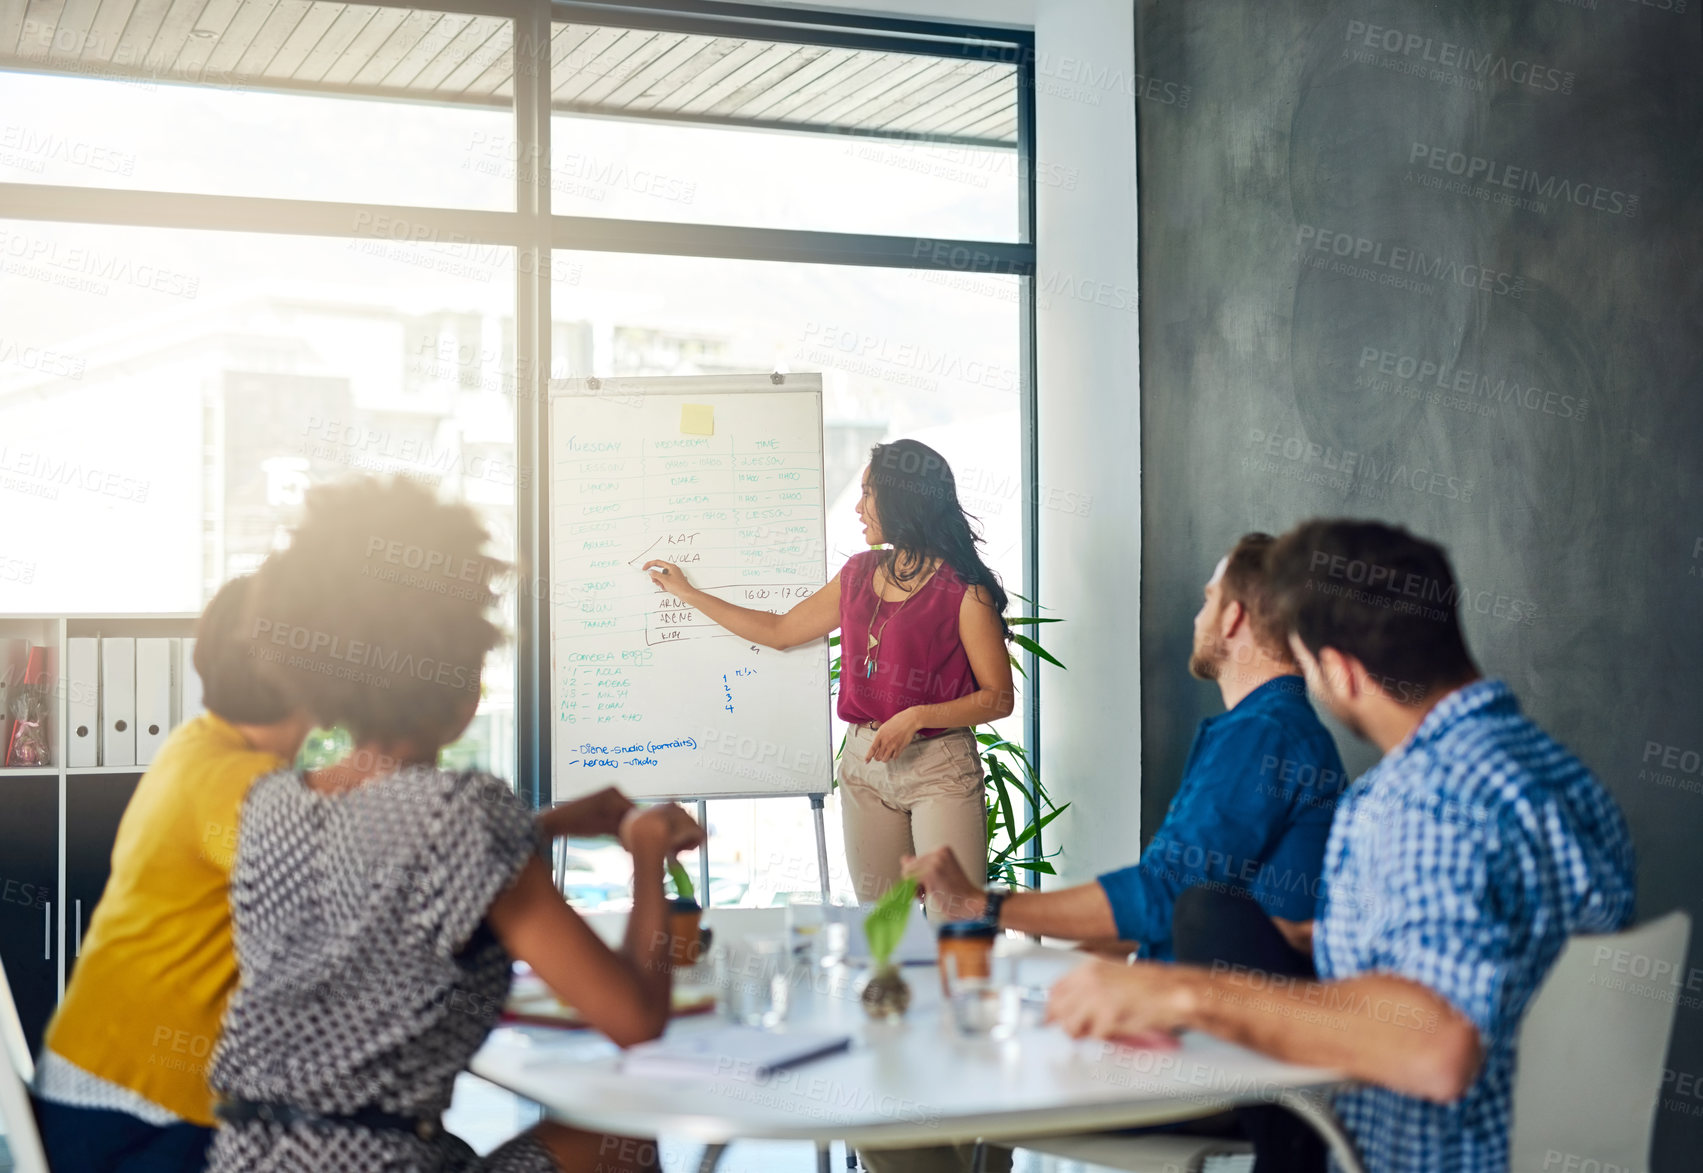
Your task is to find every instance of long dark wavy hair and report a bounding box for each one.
[865,439,1009,640]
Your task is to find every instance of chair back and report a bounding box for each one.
[0,955,51,1172]
[1509,910,1691,1172]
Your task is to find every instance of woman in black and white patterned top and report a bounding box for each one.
[208,477,702,1172]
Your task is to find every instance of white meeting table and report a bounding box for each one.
[471,947,1364,1173]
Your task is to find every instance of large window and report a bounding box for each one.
[0,216,521,772]
[0,0,1035,901]
[551,250,1022,902]
[545,20,1019,238]
[1,4,518,207]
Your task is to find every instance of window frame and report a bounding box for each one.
[0,0,1039,868]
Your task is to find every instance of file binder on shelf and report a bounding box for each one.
[66,637,99,767]
[179,637,202,725]
[100,637,136,768]
[135,638,176,765]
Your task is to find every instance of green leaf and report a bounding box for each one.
[1005,616,1064,626]
[863,877,919,967]
[1009,632,1066,670]
[990,839,1066,866]
[989,806,1069,861]
[995,777,1017,849]
[666,857,695,903]
[1005,804,1069,851]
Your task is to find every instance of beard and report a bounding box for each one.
[1188,635,1226,681]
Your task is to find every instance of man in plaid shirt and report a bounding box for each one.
[1049,520,1636,1173]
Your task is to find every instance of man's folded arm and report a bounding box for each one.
[1179,967,1484,1102]
[1186,795,1511,1103]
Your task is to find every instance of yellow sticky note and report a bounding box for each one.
[680,403,715,436]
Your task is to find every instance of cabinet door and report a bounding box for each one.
[0,774,59,1057]
[65,773,142,983]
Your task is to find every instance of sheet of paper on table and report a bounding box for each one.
[621,1026,852,1080]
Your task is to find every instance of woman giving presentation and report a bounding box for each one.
[644,438,1013,901]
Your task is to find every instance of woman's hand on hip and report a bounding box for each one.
[642,559,699,603]
[864,709,923,762]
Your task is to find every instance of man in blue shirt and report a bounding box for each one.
[903,532,1347,960]
[1049,520,1636,1173]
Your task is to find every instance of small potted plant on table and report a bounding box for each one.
[858,878,918,1021]
[666,858,707,966]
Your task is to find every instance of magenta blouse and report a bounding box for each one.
[836,550,980,738]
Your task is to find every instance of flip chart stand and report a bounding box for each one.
[809,794,831,902]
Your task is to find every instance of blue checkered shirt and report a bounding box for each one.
[1314,679,1636,1173]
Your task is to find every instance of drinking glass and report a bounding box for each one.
[718,936,792,1028]
[943,953,1026,1039]
[787,893,853,969]
[818,897,854,969]
[784,893,826,962]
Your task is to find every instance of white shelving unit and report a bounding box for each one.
[0,612,198,1055]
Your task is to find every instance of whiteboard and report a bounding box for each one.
[549,375,833,801]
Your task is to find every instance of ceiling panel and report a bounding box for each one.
[0,1,1018,147]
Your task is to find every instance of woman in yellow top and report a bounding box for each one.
[32,575,311,1170]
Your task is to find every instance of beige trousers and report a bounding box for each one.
[837,723,988,903]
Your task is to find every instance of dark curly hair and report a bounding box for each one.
[245,477,509,746]
[865,438,1009,639]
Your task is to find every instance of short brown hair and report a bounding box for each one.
[246,477,509,745]
[1265,519,1475,704]
[193,576,291,725]
[1219,532,1291,658]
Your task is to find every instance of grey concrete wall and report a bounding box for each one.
[1132,1,1703,1164]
